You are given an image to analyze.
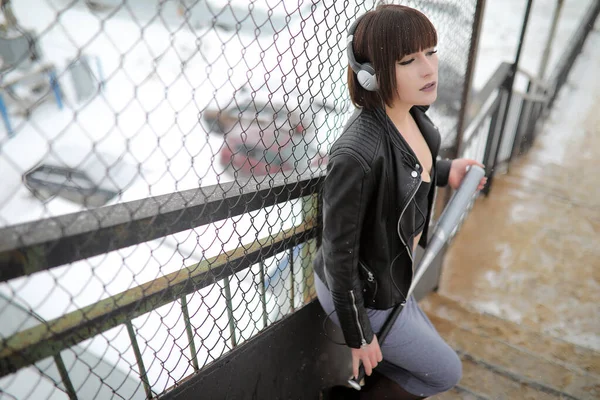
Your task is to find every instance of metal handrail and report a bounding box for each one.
[0,171,325,281]
[0,220,318,377]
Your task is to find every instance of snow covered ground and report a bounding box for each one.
[0,0,595,398]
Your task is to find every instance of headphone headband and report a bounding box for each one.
[346,17,362,74]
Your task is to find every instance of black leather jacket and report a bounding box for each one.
[313,106,452,349]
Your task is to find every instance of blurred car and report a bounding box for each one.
[219,124,327,176]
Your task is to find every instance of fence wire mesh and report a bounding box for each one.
[0,0,476,398]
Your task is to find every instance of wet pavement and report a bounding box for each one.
[435,26,600,353]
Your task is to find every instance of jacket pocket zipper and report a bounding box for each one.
[359,260,378,302]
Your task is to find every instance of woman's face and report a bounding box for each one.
[393,47,439,106]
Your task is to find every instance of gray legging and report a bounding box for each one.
[315,273,462,397]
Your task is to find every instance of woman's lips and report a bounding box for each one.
[420,82,437,92]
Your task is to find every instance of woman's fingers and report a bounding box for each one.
[352,354,360,380]
[351,338,383,379]
[477,176,488,191]
[362,357,373,376]
[369,351,379,371]
[466,159,485,169]
[371,335,383,364]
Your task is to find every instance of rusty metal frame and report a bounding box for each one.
[0,172,324,281]
[0,220,317,377]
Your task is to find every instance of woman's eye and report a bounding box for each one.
[427,49,438,56]
[399,59,414,66]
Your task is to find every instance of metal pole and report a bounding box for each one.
[259,260,268,328]
[454,0,487,158]
[53,353,78,400]
[538,0,565,80]
[125,321,154,399]
[513,0,535,72]
[289,247,296,312]
[443,0,486,207]
[301,194,318,303]
[223,276,237,347]
[181,296,200,371]
[485,0,534,193]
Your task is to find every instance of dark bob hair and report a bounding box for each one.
[348,4,438,110]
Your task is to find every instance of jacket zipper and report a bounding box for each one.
[397,178,422,267]
[349,290,367,346]
[388,179,420,301]
[359,261,375,282]
[359,261,378,302]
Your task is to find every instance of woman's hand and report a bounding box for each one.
[448,158,488,191]
[351,335,383,379]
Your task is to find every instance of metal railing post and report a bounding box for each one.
[53,353,78,400]
[125,321,154,399]
[485,0,534,194]
[455,0,487,157]
[538,0,565,80]
[181,296,200,371]
[481,95,505,196]
[223,276,237,347]
[301,194,318,303]
[289,247,295,312]
[259,260,269,328]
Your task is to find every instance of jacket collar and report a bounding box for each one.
[375,106,441,166]
[411,106,441,157]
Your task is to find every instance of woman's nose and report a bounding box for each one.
[421,57,436,77]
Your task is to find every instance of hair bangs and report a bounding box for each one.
[393,12,437,60]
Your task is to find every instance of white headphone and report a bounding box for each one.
[347,14,378,91]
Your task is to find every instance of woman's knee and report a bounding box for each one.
[435,351,462,392]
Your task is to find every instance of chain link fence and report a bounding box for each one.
[0,0,477,398]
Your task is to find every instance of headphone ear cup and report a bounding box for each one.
[357,62,378,91]
[361,62,376,76]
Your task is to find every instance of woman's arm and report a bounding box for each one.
[321,151,375,349]
[435,158,453,187]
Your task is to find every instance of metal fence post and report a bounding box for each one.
[301,193,319,303]
[485,0,534,194]
[181,296,200,371]
[223,276,237,348]
[53,353,78,400]
[289,247,295,312]
[455,0,487,157]
[125,321,154,399]
[259,260,269,328]
[538,0,565,80]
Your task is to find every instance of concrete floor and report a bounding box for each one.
[437,26,600,352]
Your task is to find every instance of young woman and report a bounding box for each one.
[313,4,486,399]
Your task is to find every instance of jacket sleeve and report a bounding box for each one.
[321,151,375,349]
[436,158,453,187]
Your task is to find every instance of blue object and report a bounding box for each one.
[48,69,63,110]
[0,94,13,137]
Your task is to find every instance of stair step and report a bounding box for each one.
[432,385,490,400]
[458,355,565,399]
[421,293,600,377]
[425,312,600,399]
